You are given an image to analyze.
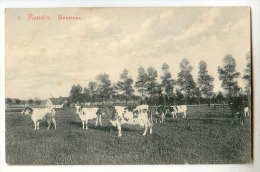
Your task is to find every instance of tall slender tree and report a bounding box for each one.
[243,52,251,114]
[161,63,175,105]
[218,54,240,101]
[198,60,214,103]
[135,66,148,103]
[117,69,134,104]
[177,58,196,104]
[145,66,159,105]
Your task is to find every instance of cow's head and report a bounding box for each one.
[98,105,117,120]
[21,107,33,115]
[96,105,107,116]
[135,105,149,114]
[75,105,83,114]
[172,106,178,112]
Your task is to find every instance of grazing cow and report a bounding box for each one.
[99,105,152,137]
[21,107,56,130]
[244,107,250,116]
[168,105,187,118]
[75,106,102,130]
[152,105,165,123]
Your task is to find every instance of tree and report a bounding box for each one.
[243,52,251,112]
[28,99,34,105]
[243,52,251,87]
[21,100,26,105]
[192,85,201,104]
[88,81,97,103]
[96,73,113,102]
[198,61,214,103]
[135,66,148,98]
[117,69,134,104]
[82,87,91,102]
[176,88,184,104]
[161,63,175,105]
[5,98,12,105]
[15,99,21,105]
[218,54,240,101]
[145,66,159,105]
[216,91,224,104]
[69,84,83,103]
[34,97,41,105]
[177,58,196,104]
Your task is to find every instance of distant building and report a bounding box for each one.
[46,97,68,108]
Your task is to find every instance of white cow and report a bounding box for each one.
[168,105,187,118]
[244,107,250,116]
[100,105,153,137]
[21,107,56,130]
[75,106,102,130]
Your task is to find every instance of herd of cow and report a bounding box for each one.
[20,104,188,137]
[20,104,250,136]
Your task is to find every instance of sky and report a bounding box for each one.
[5,7,251,100]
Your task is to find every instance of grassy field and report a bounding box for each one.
[5,106,251,165]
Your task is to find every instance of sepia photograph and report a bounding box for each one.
[4,7,252,165]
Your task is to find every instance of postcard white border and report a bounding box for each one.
[0,0,259,172]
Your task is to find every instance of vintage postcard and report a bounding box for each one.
[5,7,252,165]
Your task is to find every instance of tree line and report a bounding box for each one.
[69,53,251,107]
[5,97,42,106]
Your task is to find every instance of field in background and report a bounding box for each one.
[5,106,251,165]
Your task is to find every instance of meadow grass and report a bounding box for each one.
[5,106,251,165]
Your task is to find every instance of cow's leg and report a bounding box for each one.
[85,120,88,130]
[82,121,85,129]
[162,113,165,123]
[117,119,122,137]
[172,112,176,119]
[148,120,153,134]
[142,122,148,136]
[183,112,186,118]
[47,121,51,130]
[37,121,40,130]
[34,121,37,130]
[99,115,102,126]
[95,117,98,127]
[52,118,57,129]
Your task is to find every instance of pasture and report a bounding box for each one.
[5,105,251,165]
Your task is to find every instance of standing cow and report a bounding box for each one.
[99,105,153,137]
[167,105,187,118]
[152,105,165,123]
[75,106,102,129]
[21,107,56,130]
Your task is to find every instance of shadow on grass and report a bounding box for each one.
[67,121,138,133]
[68,121,82,128]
